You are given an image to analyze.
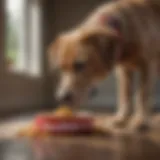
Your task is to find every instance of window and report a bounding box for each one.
[0,0,46,112]
[5,0,42,76]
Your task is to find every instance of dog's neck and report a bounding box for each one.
[98,14,125,67]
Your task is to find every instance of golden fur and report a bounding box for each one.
[49,0,160,131]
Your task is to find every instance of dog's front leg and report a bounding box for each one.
[111,65,133,128]
[129,63,157,131]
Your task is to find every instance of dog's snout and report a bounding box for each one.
[62,93,73,102]
[56,92,73,105]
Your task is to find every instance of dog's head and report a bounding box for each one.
[48,27,121,105]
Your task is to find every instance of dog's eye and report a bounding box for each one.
[73,61,86,72]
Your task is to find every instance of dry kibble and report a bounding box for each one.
[27,126,40,137]
[53,106,73,117]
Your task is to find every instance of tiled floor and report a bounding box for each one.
[0,111,160,160]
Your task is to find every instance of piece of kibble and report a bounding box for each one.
[27,127,40,137]
[17,124,39,138]
[53,106,73,117]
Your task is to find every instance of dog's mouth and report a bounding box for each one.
[56,80,99,108]
[62,87,98,107]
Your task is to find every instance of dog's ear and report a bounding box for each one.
[99,14,122,33]
[82,28,122,66]
[47,37,61,71]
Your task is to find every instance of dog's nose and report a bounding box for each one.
[61,93,73,104]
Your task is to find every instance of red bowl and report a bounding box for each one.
[35,115,94,134]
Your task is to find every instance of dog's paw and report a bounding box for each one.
[107,114,129,129]
[127,115,150,132]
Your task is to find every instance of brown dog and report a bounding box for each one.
[48,0,160,130]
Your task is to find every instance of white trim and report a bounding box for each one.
[16,0,28,72]
[6,0,42,77]
[29,0,42,76]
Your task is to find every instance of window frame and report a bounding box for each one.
[5,0,43,77]
[0,0,48,113]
